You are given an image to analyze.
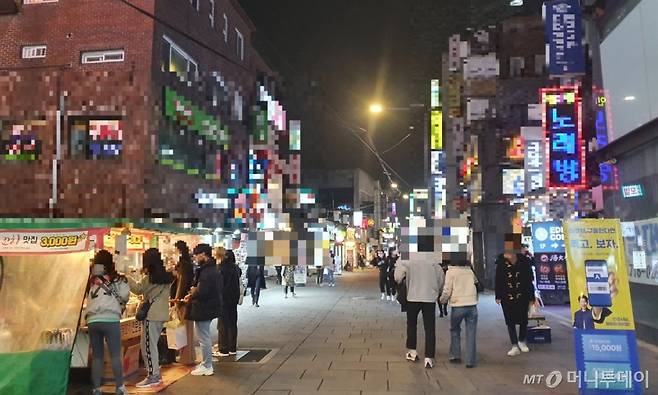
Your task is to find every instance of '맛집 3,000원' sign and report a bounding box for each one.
[542,86,586,190]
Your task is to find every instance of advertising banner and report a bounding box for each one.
[563,219,642,394]
[532,221,568,301]
[621,217,658,286]
[430,110,443,150]
[544,0,586,77]
[0,229,94,255]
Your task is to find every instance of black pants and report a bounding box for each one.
[285,285,295,294]
[251,277,262,305]
[379,271,391,295]
[275,266,282,285]
[406,302,436,358]
[439,303,448,316]
[316,268,323,284]
[507,321,528,344]
[388,276,397,296]
[218,304,238,353]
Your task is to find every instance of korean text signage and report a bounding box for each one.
[0,229,91,254]
[544,0,585,77]
[430,110,443,150]
[531,221,568,295]
[621,184,643,199]
[522,126,545,192]
[564,219,642,394]
[542,86,586,190]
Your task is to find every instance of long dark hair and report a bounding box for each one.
[223,250,236,266]
[143,248,174,284]
[174,240,193,277]
[92,249,126,280]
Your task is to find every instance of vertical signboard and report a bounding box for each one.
[531,221,568,303]
[430,110,443,150]
[564,219,643,394]
[523,126,546,193]
[542,86,586,190]
[431,79,440,108]
[544,0,585,77]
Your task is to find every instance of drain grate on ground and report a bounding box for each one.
[214,349,275,364]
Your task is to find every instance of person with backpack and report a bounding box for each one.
[216,250,242,356]
[127,248,175,388]
[86,250,131,395]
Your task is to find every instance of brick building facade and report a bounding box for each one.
[0,0,273,227]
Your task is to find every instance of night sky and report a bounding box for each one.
[239,0,540,189]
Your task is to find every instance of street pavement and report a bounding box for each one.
[71,269,658,395]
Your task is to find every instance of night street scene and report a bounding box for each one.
[1,0,657,394]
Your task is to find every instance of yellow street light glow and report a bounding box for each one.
[369,103,383,113]
[402,194,409,200]
[391,183,398,189]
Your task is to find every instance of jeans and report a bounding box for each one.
[405,302,436,358]
[195,320,213,369]
[326,269,335,285]
[507,322,528,344]
[218,304,238,353]
[449,305,478,366]
[89,321,123,389]
[251,276,262,304]
[316,267,324,284]
[141,320,165,379]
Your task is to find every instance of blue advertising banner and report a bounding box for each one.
[544,0,586,76]
[573,329,643,394]
[532,221,568,300]
[531,221,565,253]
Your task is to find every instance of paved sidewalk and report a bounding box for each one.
[70,269,658,394]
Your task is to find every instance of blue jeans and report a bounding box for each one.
[449,305,478,366]
[326,269,334,285]
[195,320,213,369]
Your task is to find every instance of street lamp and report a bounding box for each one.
[391,182,398,190]
[402,194,409,200]
[369,103,383,114]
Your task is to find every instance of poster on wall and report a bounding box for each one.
[294,264,308,285]
[0,229,99,255]
[563,219,643,395]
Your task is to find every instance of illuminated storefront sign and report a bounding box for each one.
[622,184,643,198]
[544,0,585,76]
[430,150,445,175]
[542,86,586,190]
[430,110,443,150]
[413,189,429,200]
[431,79,440,108]
[502,169,525,196]
[599,163,619,191]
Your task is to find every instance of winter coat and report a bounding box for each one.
[85,276,130,323]
[173,256,194,304]
[394,259,445,303]
[283,266,296,287]
[185,260,221,322]
[128,273,174,322]
[495,253,535,325]
[246,265,266,290]
[218,262,242,308]
[439,266,478,307]
[386,256,398,282]
[374,257,387,273]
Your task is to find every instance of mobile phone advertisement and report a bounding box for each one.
[564,219,642,394]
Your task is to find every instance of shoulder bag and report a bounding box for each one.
[471,267,484,293]
[136,285,166,321]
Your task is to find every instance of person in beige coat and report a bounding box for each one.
[128,248,174,388]
[439,259,479,368]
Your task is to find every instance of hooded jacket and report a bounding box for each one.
[86,277,130,323]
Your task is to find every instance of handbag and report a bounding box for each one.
[471,267,484,293]
[136,285,166,322]
[396,278,408,305]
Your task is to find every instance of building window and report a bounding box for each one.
[236,29,244,61]
[209,0,215,28]
[190,0,199,10]
[70,119,123,160]
[23,0,58,4]
[21,45,47,59]
[81,49,125,64]
[222,13,228,42]
[162,36,198,79]
[509,56,524,77]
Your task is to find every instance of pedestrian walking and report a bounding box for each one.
[373,250,390,300]
[246,264,266,307]
[127,248,175,388]
[438,261,449,317]
[184,244,220,376]
[495,238,536,357]
[326,252,336,287]
[386,248,399,300]
[216,250,242,356]
[86,250,130,395]
[171,240,196,365]
[439,258,479,368]
[315,260,324,286]
[395,258,445,369]
[275,265,283,285]
[283,264,296,298]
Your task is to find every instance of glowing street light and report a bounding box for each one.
[402,194,409,200]
[391,182,398,189]
[369,103,383,114]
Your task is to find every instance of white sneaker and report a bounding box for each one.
[292,293,297,297]
[518,341,530,353]
[381,293,386,300]
[191,365,214,376]
[424,358,435,369]
[507,345,521,356]
[405,350,418,362]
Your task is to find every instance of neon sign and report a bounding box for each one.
[430,110,443,150]
[541,86,586,190]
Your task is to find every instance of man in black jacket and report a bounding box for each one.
[184,244,220,376]
[216,250,242,357]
